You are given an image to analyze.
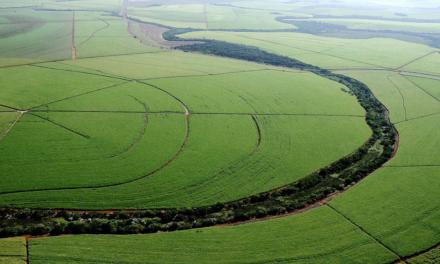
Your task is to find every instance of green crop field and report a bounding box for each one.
[0,237,26,264]
[0,0,439,263]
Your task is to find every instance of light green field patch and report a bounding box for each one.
[41,0,121,12]
[182,31,436,69]
[52,51,270,79]
[128,4,207,29]
[34,81,183,113]
[390,115,440,166]
[0,113,186,193]
[75,18,160,58]
[0,115,370,209]
[0,65,122,109]
[28,207,395,264]
[0,10,72,66]
[149,70,365,116]
[0,237,26,264]
[405,76,440,101]
[402,52,440,76]
[331,167,440,257]
[340,71,440,123]
[293,18,440,34]
[339,70,406,123]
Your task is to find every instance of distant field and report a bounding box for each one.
[127,4,292,30]
[28,207,395,264]
[182,31,436,69]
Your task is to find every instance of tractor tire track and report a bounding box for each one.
[0,111,24,142]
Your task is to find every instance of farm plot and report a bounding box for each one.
[148,70,365,115]
[181,31,437,69]
[408,245,440,264]
[41,50,271,80]
[0,112,186,193]
[127,4,291,30]
[0,113,370,209]
[0,237,26,264]
[28,207,396,264]
[74,13,160,58]
[402,52,440,76]
[0,65,123,110]
[339,70,440,123]
[0,9,72,66]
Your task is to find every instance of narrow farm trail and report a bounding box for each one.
[386,74,408,121]
[76,18,110,48]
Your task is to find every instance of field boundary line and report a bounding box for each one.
[25,236,30,264]
[30,113,90,139]
[326,204,405,263]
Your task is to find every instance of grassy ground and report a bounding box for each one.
[28,207,396,264]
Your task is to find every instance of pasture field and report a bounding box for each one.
[182,31,437,69]
[28,207,396,264]
[0,237,26,264]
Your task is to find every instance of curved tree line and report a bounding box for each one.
[0,28,398,237]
